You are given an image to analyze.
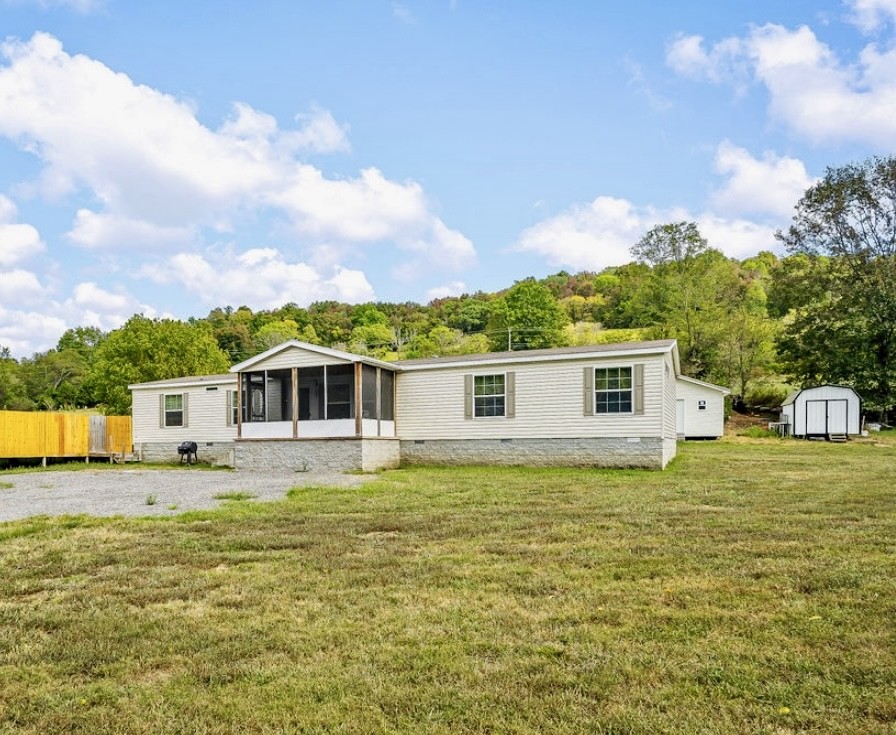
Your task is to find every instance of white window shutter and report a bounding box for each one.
[182,393,189,427]
[464,374,473,419]
[160,394,165,428]
[633,364,644,415]
[506,371,515,418]
[583,367,594,416]
[226,390,233,426]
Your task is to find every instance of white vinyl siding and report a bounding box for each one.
[675,377,727,438]
[134,381,238,444]
[398,356,665,440]
[247,345,349,371]
[662,354,678,439]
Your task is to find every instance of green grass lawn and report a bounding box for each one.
[1,437,895,733]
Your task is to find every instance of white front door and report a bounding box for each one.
[676,399,685,435]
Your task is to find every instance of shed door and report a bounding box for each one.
[805,400,828,435]
[805,399,849,435]
[827,399,848,434]
[676,399,685,435]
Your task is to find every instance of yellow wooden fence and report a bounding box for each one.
[0,411,132,460]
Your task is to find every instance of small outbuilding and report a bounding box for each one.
[780,385,862,439]
[675,376,730,439]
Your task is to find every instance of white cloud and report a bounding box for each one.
[426,281,466,301]
[68,209,197,249]
[667,22,896,148]
[0,268,48,303]
[145,247,375,309]
[290,104,351,154]
[695,216,778,260]
[710,141,815,219]
[0,33,473,269]
[515,196,655,271]
[666,33,747,84]
[848,0,896,32]
[515,191,781,271]
[0,195,44,265]
[0,304,67,356]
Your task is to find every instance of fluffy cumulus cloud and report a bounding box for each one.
[143,248,375,310]
[0,195,44,266]
[515,190,780,272]
[666,17,896,148]
[710,141,815,219]
[849,0,896,32]
[0,32,473,263]
[515,196,659,271]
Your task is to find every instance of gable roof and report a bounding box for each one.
[393,340,680,372]
[229,339,396,373]
[677,375,731,394]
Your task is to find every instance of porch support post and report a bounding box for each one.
[376,367,382,437]
[236,372,242,439]
[292,367,299,438]
[354,362,363,437]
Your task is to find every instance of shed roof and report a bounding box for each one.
[781,384,861,406]
[676,375,731,394]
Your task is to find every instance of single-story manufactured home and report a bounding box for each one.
[780,384,862,439]
[129,339,729,471]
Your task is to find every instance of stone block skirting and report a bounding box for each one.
[134,442,235,467]
[399,437,673,469]
[234,438,400,473]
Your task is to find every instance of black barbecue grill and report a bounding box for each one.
[177,441,198,464]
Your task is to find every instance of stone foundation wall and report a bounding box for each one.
[234,438,400,472]
[399,437,671,469]
[134,442,235,467]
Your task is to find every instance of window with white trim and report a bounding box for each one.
[230,390,238,425]
[474,374,505,417]
[164,394,184,427]
[594,367,632,414]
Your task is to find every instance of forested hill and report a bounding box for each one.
[3,157,896,418]
[0,248,828,416]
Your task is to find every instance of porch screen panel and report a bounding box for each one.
[298,367,325,421]
[380,371,395,421]
[362,364,378,419]
[326,364,355,420]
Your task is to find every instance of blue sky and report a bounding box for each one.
[1,0,894,356]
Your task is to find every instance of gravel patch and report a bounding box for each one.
[0,468,375,522]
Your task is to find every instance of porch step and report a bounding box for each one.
[829,434,848,443]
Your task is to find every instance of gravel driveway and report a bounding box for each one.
[0,468,373,522]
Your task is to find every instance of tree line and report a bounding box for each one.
[2,157,895,419]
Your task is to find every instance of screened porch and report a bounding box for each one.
[237,362,396,439]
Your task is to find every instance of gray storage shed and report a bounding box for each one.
[780,385,862,439]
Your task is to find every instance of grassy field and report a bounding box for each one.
[1,438,894,734]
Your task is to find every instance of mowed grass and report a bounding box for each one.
[1,438,895,734]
